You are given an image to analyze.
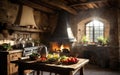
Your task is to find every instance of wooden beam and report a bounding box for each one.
[87,3,94,9]
[70,0,108,7]
[10,0,55,13]
[92,3,99,8]
[29,0,59,10]
[42,0,77,15]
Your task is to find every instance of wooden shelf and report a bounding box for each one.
[8,26,44,33]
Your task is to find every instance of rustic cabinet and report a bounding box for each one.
[0,50,22,75]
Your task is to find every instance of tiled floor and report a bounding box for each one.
[29,64,120,75]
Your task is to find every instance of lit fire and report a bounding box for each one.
[60,44,70,51]
[51,42,60,51]
[51,42,70,52]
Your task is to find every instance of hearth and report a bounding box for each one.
[50,42,71,53]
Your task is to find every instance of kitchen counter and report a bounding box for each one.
[0,49,23,54]
[0,49,23,75]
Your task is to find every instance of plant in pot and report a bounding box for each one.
[97,36,108,46]
[81,36,89,46]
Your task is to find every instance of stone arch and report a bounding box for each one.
[77,17,110,43]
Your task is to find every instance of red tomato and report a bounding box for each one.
[71,58,76,63]
[67,58,71,62]
[40,57,47,62]
[74,58,78,62]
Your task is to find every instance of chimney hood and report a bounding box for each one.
[51,11,76,43]
[15,5,38,28]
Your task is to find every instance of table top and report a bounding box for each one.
[11,58,89,70]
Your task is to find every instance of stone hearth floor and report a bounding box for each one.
[29,64,120,75]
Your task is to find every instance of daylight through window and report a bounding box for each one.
[86,20,104,42]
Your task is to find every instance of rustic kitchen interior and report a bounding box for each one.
[0,0,120,75]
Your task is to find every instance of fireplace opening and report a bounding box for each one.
[50,42,71,53]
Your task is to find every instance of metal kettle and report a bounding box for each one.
[38,45,48,57]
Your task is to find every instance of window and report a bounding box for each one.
[86,20,104,42]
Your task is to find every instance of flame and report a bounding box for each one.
[51,42,60,51]
[60,44,64,50]
[51,42,70,51]
[60,44,70,50]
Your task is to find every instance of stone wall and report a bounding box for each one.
[0,0,58,41]
[118,0,120,70]
[69,8,119,70]
[0,0,19,23]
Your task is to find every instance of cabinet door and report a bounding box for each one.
[9,52,22,75]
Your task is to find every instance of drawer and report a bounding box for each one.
[10,52,22,61]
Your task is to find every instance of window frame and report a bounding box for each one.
[85,20,105,43]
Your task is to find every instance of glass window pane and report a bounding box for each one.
[86,20,104,42]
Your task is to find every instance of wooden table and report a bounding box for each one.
[11,58,89,75]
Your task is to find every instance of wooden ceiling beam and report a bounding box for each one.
[92,3,99,8]
[10,0,55,14]
[42,0,77,15]
[87,4,94,9]
[70,0,108,7]
[29,0,59,10]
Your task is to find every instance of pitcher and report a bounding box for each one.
[38,45,48,58]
